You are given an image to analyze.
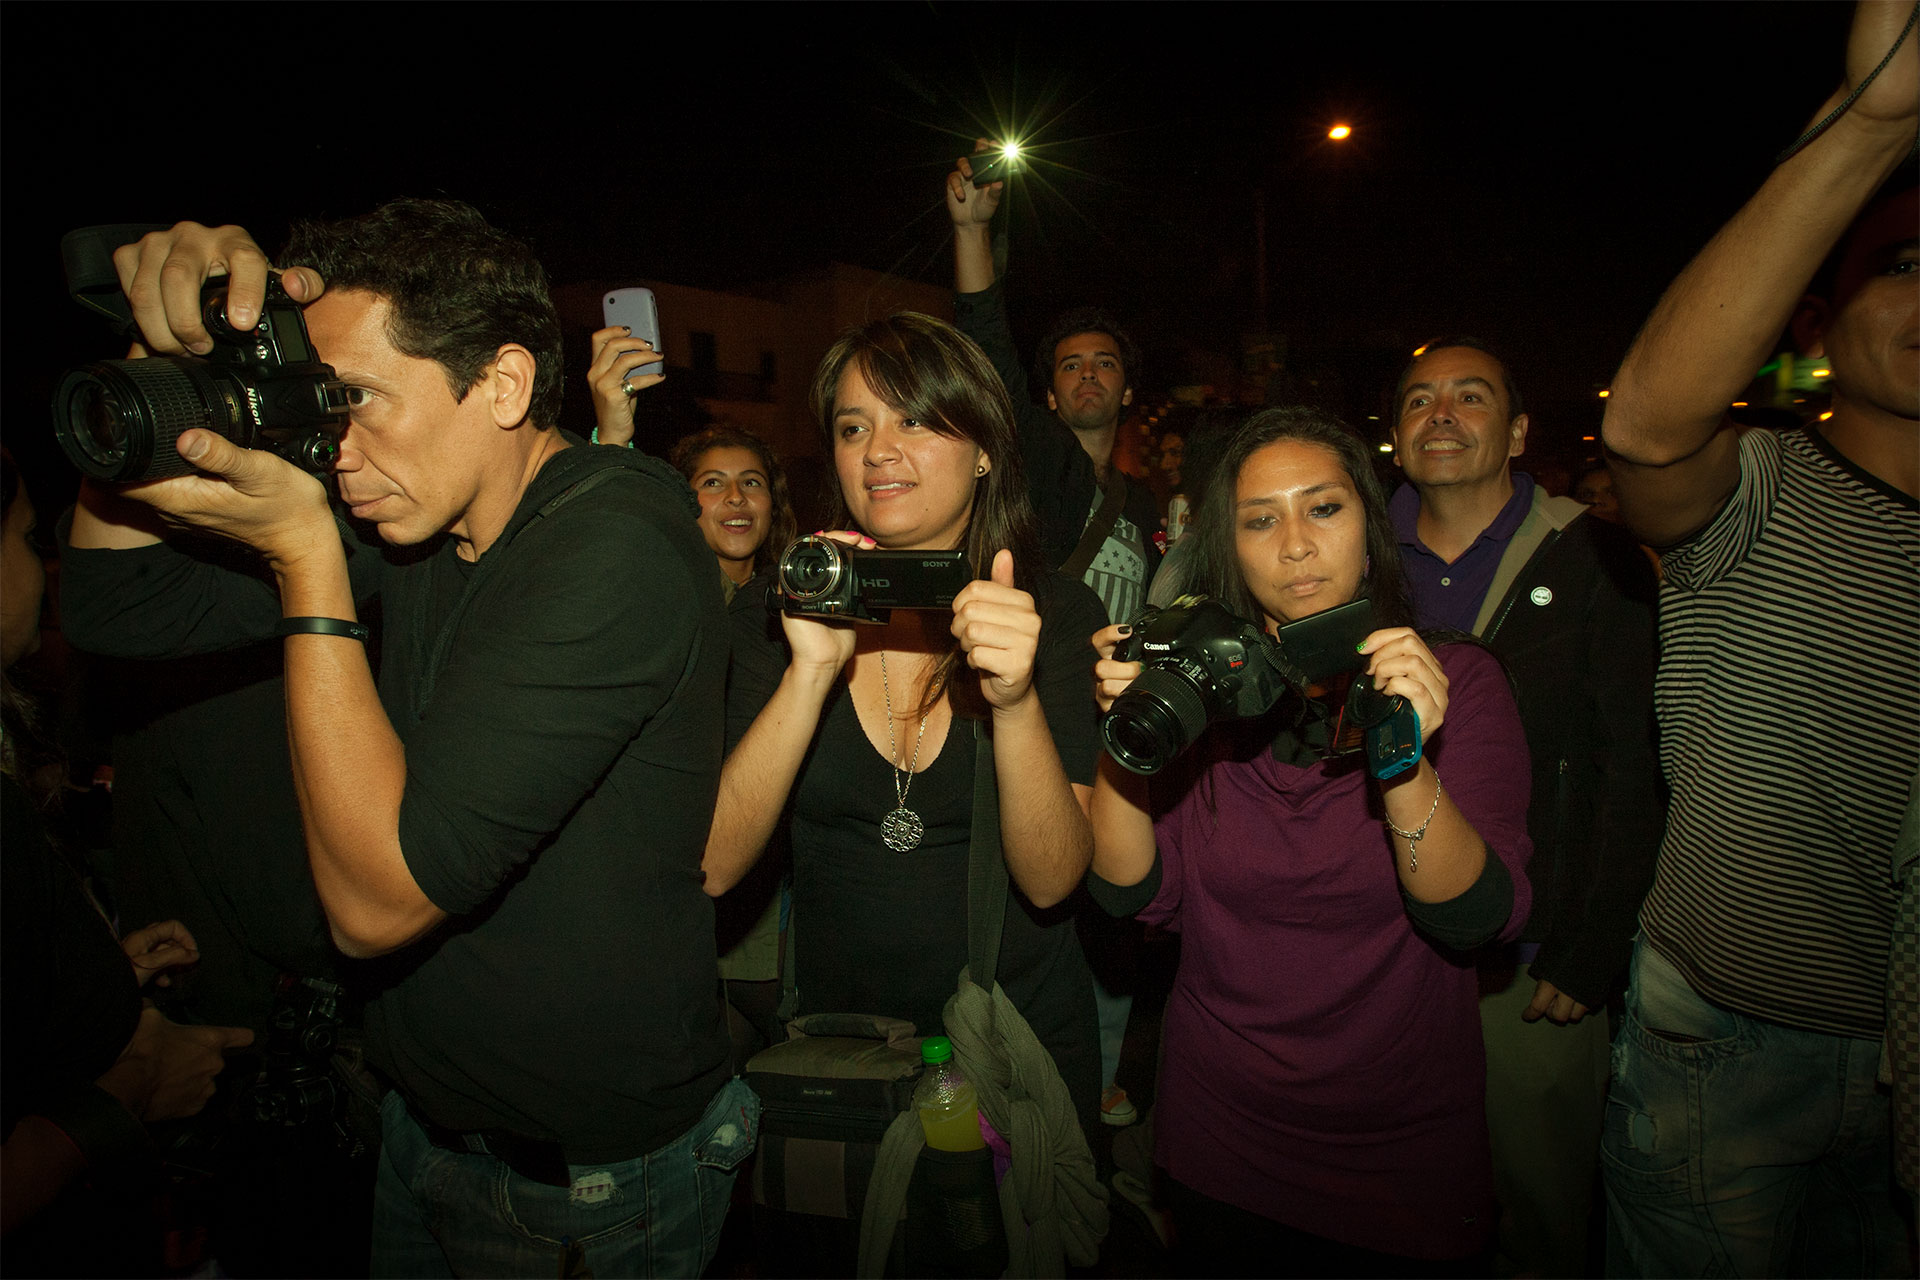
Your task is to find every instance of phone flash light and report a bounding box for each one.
[1329,124,1353,140]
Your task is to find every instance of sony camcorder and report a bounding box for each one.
[52,226,349,483]
[1104,596,1422,779]
[774,535,973,625]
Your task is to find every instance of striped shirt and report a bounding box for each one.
[1641,426,1920,1039]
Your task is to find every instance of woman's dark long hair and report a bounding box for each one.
[809,313,1045,715]
[1185,405,1417,633]
[668,425,798,576]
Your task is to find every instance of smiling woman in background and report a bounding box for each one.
[669,427,797,603]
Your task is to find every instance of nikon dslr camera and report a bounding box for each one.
[54,268,349,484]
[774,534,973,624]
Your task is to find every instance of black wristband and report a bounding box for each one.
[277,616,370,643]
[43,1084,154,1171]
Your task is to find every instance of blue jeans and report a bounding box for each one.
[1601,937,1905,1278]
[372,1076,759,1278]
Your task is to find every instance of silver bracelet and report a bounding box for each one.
[1383,772,1442,872]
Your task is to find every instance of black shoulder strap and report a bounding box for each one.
[1059,466,1129,581]
[967,719,1009,992]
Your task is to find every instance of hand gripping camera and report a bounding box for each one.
[774,534,973,624]
[52,226,350,483]
[1103,596,1422,779]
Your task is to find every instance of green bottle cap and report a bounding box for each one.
[921,1035,954,1066]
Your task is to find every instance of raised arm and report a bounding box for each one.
[583,325,666,447]
[1601,1,1919,546]
[940,141,1044,410]
[946,142,1043,415]
[946,146,1104,570]
[947,141,1005,296]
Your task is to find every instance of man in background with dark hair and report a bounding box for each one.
[59,199,752,1277]
[1599,1,1916,1271]
[1388,338,1663,1276]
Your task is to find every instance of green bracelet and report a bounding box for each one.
[277,616,371,642]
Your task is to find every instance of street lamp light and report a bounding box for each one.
[1329,124,1352,141]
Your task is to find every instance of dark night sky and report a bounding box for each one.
[3,2,1855,490]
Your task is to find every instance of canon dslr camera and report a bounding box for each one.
[775,534,973,624]
[1104,596,1421,779]
[1104,599,1297,775]
[54,266,349,483]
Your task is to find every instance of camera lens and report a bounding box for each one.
[53,358,235,483]
[778,537,844,603]
[65,380,130,468]
[1102,667,1217,775]
[1104,704,1178,773]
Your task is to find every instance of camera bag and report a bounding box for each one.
[746,722,1008,1278]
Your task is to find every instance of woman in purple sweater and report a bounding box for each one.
[1088,407,1533,1276]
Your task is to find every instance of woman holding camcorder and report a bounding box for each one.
[706,313,1108,1130]
[1088,407,1534,1276]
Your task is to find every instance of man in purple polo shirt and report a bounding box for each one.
[1388,338,1664,1276]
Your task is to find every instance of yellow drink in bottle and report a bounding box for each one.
[919,1080,984,1152]
[914,1036,985,1152]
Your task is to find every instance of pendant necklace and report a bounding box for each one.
[878,651,929,852]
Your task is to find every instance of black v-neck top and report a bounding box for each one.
[727,574,1107,1122]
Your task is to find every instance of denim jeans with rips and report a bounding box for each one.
[1601,937,1907,1278]
[371,1075,759,1278]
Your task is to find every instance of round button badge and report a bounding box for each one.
[1530,587,1553,606]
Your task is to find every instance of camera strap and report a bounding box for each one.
[1059,467,1129,582]
[964,720,1007,994]
[61,225,170,334]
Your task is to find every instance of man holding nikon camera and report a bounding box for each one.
[57,200,752,1278]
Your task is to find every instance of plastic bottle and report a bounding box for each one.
[914,1035,985,1151]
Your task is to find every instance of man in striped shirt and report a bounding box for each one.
[1599,3,1919,1273]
